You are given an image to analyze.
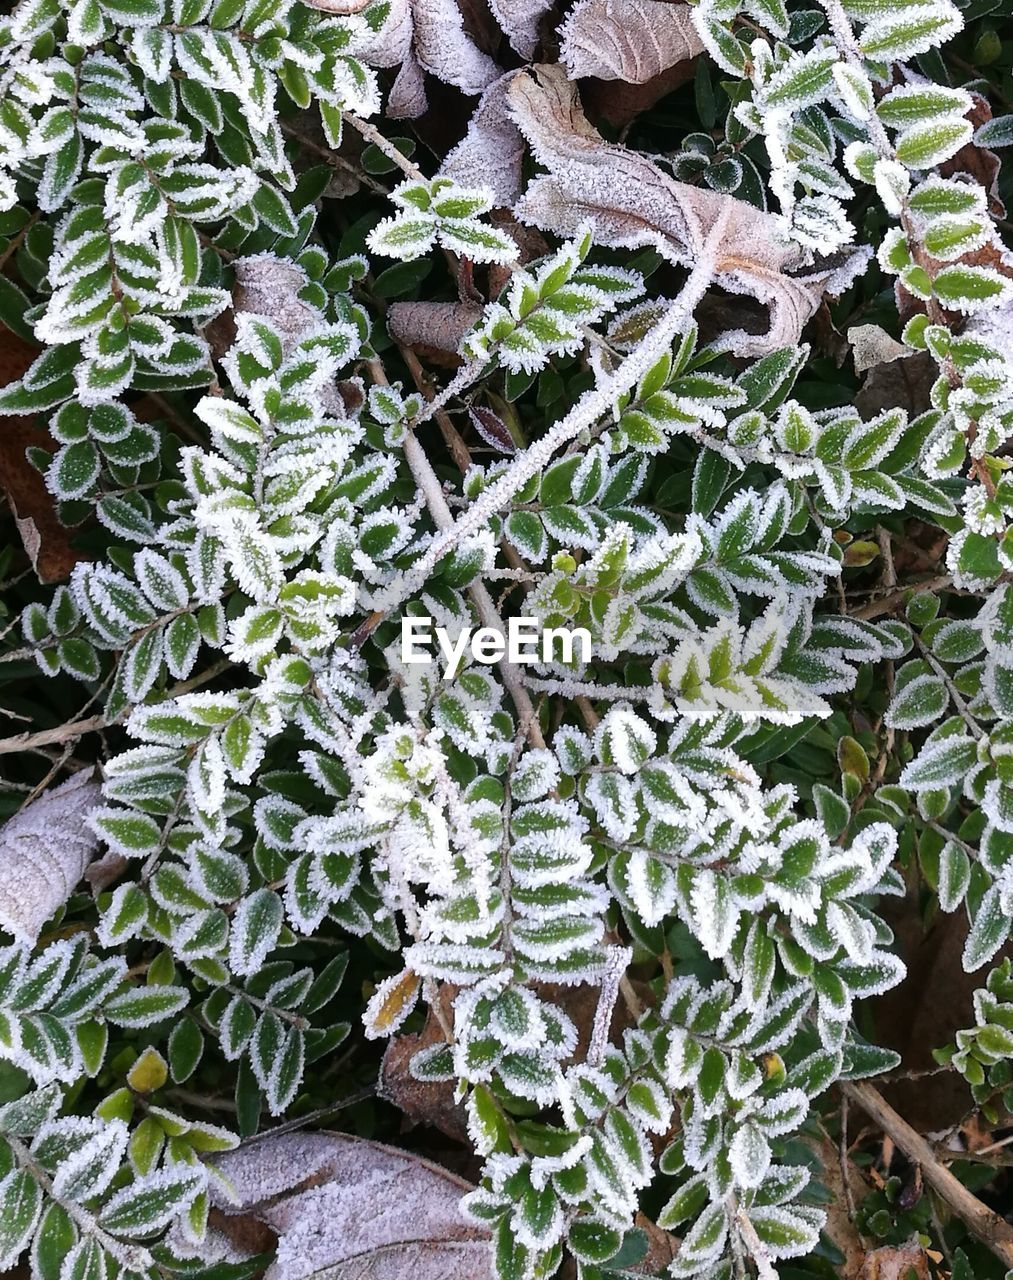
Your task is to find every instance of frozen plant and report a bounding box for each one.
[0,0,1012,1275]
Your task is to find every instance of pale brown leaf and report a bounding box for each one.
[387,301,484,353]
[412,0,500,98]
[487,0,552,57]
[0,770,101,943]
[211,1131,492,1280]
[354,0,412,68]
[440,72,526,207]
[847,323,909,374]
[302,0,371,11]
[387,49,428,118]
[507,65,864,355]
[858,1244,930,1280]
[559,0,703,83]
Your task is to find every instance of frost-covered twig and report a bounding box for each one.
[400,400,547,749]
[731,1198,778,1280]
[371,208,731,623]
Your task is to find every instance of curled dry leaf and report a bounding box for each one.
[0,770,101,944]
[507,65,865,356]
[559,0,703,84]
[210,1131,492,1280]
[858,1244,930,1280]
[487,0,552,58]
[360,0,499,117]
[440,73,526,208]
[388,301,484,354]
[413,0,500,96]
[847,323,910,375]
[388,51,428,119]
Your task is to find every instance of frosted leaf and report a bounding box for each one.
[412,0,500,97]
[230,889,283,978]
[560,0,704,83]
[729,1121,771,1190]
[507,65,859,357]
[485,0,551,57]
[363,969,422,1039]
[50,1117,129,1203]
[210,1132,492,1280]
[0,771,101,944]
[440,73,525,208]
[594,704,657,773]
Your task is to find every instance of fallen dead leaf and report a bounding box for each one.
[357,0,499,118]
[507,65,869,356]
[440,72,526,209]
[380,986,469,1143]
[858,1243,929,1280]
[387,300,484,356]
[0,332,85,583]
[559,0,703,84]
[848,323,910,375]
[210,1130,492,1280]
[0,770,101,944]
[487,0,552,58]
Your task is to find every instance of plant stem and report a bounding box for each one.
[5,1133,153,1273]
[358,208,730,636]
[842,1080,1013,1268]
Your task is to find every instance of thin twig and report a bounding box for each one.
[351,209,731,641]
[0,657,233,756]
[842,1080,1013,1268]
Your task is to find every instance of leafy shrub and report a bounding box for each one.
[1,0,1013,1276]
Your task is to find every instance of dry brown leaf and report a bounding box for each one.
[847,323,910,375]
[858,1244,929,1280]
[440,72,526,208]
[582,59,698,130]
[355,0,413,67]
[631,1212,679,1272]
[0,770,101,944]
[387,300,484,354]
[507,65,863,356]
[356,0,499,115]
[387,50,428,119]
[559,0,703,83]
[413,0,500,96]
[379,987,469,1143]
[210,1131,491,1280]
[0,333,86,583]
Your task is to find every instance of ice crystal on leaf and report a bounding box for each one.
[3,0,1013,1271]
